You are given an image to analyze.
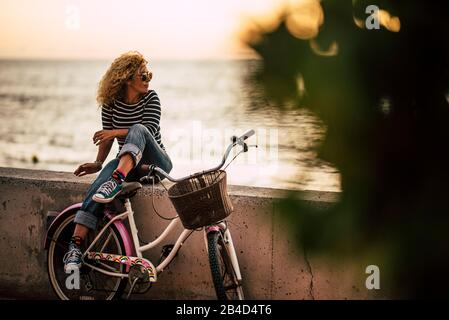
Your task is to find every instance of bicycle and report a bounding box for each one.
[45,129,257,300]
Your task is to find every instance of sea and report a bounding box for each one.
[0,59,340,192]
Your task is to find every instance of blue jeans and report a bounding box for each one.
[74,124,173,230]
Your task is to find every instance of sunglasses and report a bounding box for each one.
[140,71,153,82]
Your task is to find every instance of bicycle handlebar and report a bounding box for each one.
[238,129,255,141]
[140,129,257,183]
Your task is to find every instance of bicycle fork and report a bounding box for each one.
[204,222,243,282]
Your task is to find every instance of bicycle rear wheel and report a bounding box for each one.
[207,230,244,300]
[47,212,127,300]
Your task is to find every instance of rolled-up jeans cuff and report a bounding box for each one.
[74,209,98,230]
[118,143,142,167]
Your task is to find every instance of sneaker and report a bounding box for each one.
[63,242,83,272]
[92,177,123,203]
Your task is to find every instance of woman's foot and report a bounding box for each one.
[92,169,126,203]
[92,176,123,203]
[63,242,83,272]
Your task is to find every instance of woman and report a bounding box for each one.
[63,51,173,271]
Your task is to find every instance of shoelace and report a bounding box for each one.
[63,247,82,263]
[97,178,118,195]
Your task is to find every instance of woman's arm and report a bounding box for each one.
[95,139,114,165]
[74,138,113,177]
[114,129,129,138]
[75,105,119,176]
[142,91,161,136]
[93,129,128,145]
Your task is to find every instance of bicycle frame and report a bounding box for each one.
[81,197,242,284]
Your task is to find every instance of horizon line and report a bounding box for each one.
[0,55,261,63]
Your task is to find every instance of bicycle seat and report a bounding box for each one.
[117,182,142,199]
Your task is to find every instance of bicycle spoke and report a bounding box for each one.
[99,231,113,252]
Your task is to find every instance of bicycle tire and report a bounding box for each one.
[47,211,128,300]
[207,230,244,300]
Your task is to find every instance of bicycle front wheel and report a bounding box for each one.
[207,230,244,300]
[47,212,128,300]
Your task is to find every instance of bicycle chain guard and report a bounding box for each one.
[85,252,157,282]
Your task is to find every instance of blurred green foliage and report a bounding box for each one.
[245,0,449,298]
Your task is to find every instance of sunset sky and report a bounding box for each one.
[0,0,295,60]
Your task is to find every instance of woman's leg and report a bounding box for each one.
[117,124,172,177]
[64,159,119,270]
[93,124,172,202]
[74,158,120,229]
[133,135,173,181]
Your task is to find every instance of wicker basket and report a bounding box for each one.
[167,170,234,229]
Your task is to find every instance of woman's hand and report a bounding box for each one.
[93,130,116,146]
[74,162,102,177]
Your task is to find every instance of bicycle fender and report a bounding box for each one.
[44,203,135,257]
[44,203,83,250]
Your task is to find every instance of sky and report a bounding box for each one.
[0,0,293,60]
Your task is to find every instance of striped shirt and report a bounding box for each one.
[101,90,166,151]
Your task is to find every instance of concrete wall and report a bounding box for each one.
[0,167,375,300]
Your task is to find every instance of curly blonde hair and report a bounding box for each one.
[97,51,148,107]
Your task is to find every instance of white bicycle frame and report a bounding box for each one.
[82,194,242,283]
